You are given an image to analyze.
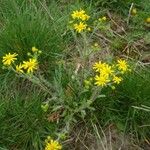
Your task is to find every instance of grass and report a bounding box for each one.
[0,83,58,149]
[0,0,150,149]
[0,0,69,72]
[93,68,150,137]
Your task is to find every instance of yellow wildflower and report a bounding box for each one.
[74,22,87,33]
[22,58,38,73]
[71,10,85,19]
[93,62,113,77]
[113,76,122,84]
[2,53,18,66]
[45,139,62,150]
[93,61,106,72]
[16,64,24,73]
[100,64,114,76]
[117,59,128,73]
[71,10,90,21]
[32,46,38,53]
[94,75,110,87]
[80,14,90,21]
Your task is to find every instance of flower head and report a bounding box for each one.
[22,58,38,73]
[71,10,90,21]
[45,137,62,150]
[2,53,18,66]
[93,61,106,72]
[16,64,24,73]
[94,74,110,87]
[113,76,122,84]
[117,59,128,73]
[80,14,90,21]
[100,64,114,76]
[74,22,87,33]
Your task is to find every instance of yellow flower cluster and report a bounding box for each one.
[2,47,41,74]
[71,10,90,21]
[70,9,90,33]
[93,59,129,87]
[45,136,62,150]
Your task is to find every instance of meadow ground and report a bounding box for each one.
[0,0,150,150]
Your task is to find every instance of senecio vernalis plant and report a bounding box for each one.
[2,46,41,74]
[1,9,131,149]
[70,9,107,33]
[1,47,52,95]
[70,9,90,33]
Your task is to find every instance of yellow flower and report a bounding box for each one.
[71,10,85,19]
[100,64,114,76]
[71,10,90,21]
[45,139,62,150]
[80,14,90,21]
[93,62,113,77]
[16,64,24,73]
[93,61,106,72]
[2,53,18,66]
[117,59,128,73]
[22,58,38,73]
[94,74,110,87]
[113,76,122,84]
[32,46,38,53]
[74,22,87,33]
